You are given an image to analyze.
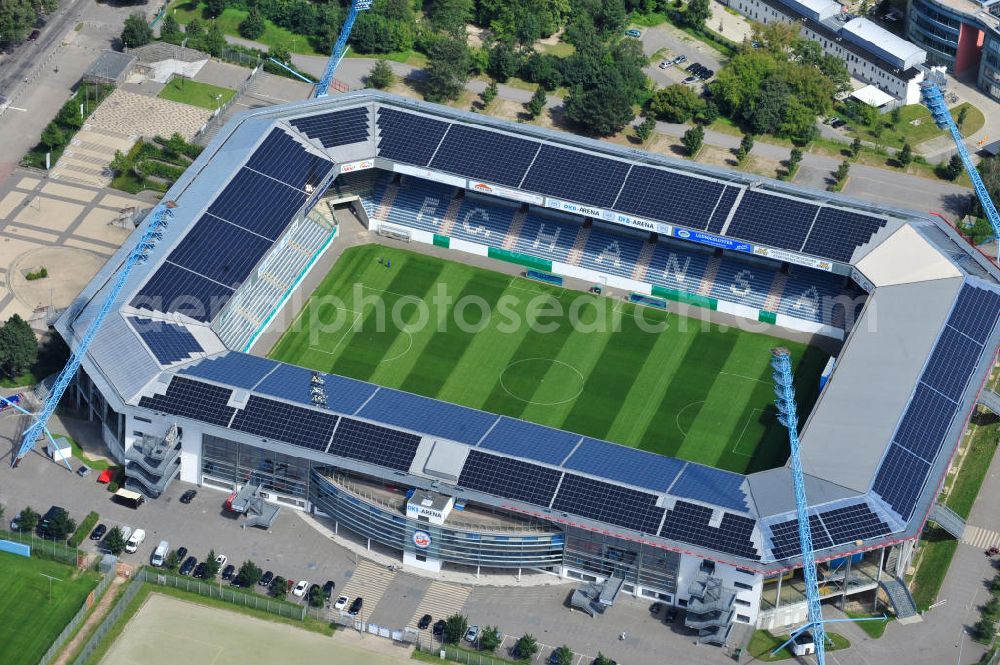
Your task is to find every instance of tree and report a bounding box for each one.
[551,645,574,665]
[737,133,754,162]
[121,13,152,48]
[487,39,520,82]
[635,115,656,143]
[958,105,969,128]
[308,583,325,607]
[479,625,501,652]
[682,125,704,156]
[57,103,84,130]
[366,60,394,90]
[0,315,37,377]
[184,18,205,47]
[16,507,39,533]
[526,85,547,118]
[237,559,263,587]
[47,508,76,541]
[788,146,803,172]
[834,159,851,182]
[270,575,288,597]
[204,549,221,579]
[974,616,996,642]
[0,0,41,49]
[898,142,912,168]
[481,80,498,106]
[426,0,474,34]
[850,137,862,159]
[685,0,711,29]
[160,13,182,45]
[205,0,226,18]
[443,613,468,644]
[105,526,126,555]
[238,7,265,40]
[424,37,470,103]
[564,66,637,137]
[695,100,719,125]
[647,84,704,123]
[268,44,290,65]
[945,154,963,181]
[991,573,1000,595]
[204,22,226,57]
[514,634,538,661]
[39,124,65,151]
[593,654,615,665]
[164,549,180,571]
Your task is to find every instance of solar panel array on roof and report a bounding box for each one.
[563,438,686,493]
[478,418,579,466]
[458,450,562,506]
[802,208,887,262]
[950,285,1000,343]
[659,501,759,559]
[552,474,664,534]
[245,128,333,190]
[706,186,740,234]
[376,108,449,166]
[207,168,307,240]
[819,503,891,544]
[670,465,749,512]
[138,377,235,427]
[429,124,539,187]
[129,317,203,365]
[522,145,631,209]
[327,417,421,471]
[872,443,930,521]
[166,216,274,287]
[181,353,277,390]
[726,191,819,250]
[920,326,983,401]
[614,166,724,231]
[288,107,370,148]
[767,514,832,560]
[892,383,958,462]
[231,395,339,451]
[131,263,234,323]
[357,389,497,444]
[255,364,377,414]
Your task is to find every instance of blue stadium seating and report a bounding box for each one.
[579,227,644,279]
[774,269,847,324]
[513,211,578,263]
[645,242,711,294]
[709,258,772,310]
[384,178,455,234]
[449,194,517,245]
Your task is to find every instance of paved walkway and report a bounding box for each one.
[85,88,211,141]
[52,574,127,665]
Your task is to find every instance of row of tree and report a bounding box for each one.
[0,0,57,50]
[437,613,615,664]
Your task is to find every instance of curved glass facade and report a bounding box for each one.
[907,0,962,64]
[982,35,1000,100]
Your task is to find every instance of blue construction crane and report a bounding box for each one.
[921,80,1000,246]
[314,0,372,98]
[12,202,176,466]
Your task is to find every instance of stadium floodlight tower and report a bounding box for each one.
[11,201,177,467]
[314,0,372,98]
[921,78,1000,252]
[770,347,827,664]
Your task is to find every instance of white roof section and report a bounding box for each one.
[856,225,963,287]
[841,18,927,69]
[850,84,895,108]
[780,0,841,20]
[797,277,964,493]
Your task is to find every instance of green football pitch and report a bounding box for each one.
[0,551,100,665]
[270,245,828,473]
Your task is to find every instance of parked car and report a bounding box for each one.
[124,528,145,554]
[193,562,208,578]
[665,608,678,624]
[38,506,67,538]
[151,540,169,567]
[322,580,335,600]
[418,614,433,630]
[231,576,244,588]
[215,554,227,568]
[433,619,446,636]
[179,489,197,504]
[293,580,309,598]
[334,595,349,611]
[180,556,197,576]
[348,597,363,615]
[175,546,188,561]
[831,118,847,128]
[625,28,641,37]
[77,465,91,478]
[672,54,687,64]
[464,625,480,643]
[650,601,663,615]
[221,564,236,581]
[9,517,20,532]
[89,523,107,541]
[27,29,40,41]
[658,60,672,69]
[682,76,699,84]
[260,571,274,587]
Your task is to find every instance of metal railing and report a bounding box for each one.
[38,570,114,665]
[193,66,261,146]
[0,528,82,565]
[71,575,144,665]
[136,568,307,620]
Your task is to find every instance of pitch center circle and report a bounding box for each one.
[500,358,586,406]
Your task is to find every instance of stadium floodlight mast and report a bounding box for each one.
[10,202,177,467]
[314,0,372,98]
[769,348,886,662]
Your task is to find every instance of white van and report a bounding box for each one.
[125,528,146,554]
[151,540,169,567]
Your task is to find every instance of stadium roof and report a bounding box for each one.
[60,91,1000,572]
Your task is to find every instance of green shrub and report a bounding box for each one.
[68,511,99,547]
[25,267,48,281]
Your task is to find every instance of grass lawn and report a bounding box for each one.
[845,611,891,639]
[747,630,850,661]
[846,102,985,149]
[944,418,1000,519]
[0,552,100,665]
[269,245,827,473]
[909,528,959,611]
[169,1,326,55]
[158,77,236,110]
[64,435,114,471]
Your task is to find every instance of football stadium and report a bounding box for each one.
[61,91,1000,642]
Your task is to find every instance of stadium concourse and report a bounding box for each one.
[56,91,1000,647]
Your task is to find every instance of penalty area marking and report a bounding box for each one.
[506,275,565,298]
[307,305,363,357]
[675,400,705,438]
[731,408,762,457]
